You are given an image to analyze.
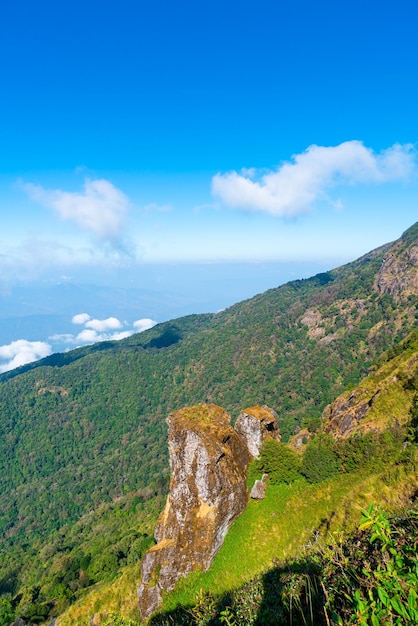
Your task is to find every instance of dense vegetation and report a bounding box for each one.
[0,222,417,624]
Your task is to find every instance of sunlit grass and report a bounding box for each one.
[158,460,418,616]
[57,563,143,625]
[56,454,418,625]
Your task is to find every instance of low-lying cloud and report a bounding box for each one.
[212,141,416,216]
[72,312,91,325]
[62,313,157,347]
[24,178,131,242]
[0,315,158,374]
[0,340,52,373]
[85,316,122,332]
[133,318,157,332]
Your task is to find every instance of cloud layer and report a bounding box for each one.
[66,313,157,346]
[24,178,131,241]
[133,318,157,333]
[0,340,52,373]
[212,141,416,216]
[0,315,157,373]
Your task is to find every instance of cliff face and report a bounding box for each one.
[138,404,250,619]
[235,405,281,458]
[374,224,418,301]
[322,389,379,438]
[323,330,418,439]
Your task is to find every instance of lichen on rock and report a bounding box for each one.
[234,405,281,458]
[374,234,418,302]
[138,404,250,619]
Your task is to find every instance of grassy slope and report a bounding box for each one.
[59,460,418,625]
[154,463,418,619]
[322,327,418,439]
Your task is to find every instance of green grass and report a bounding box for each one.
[152,445,418,621]
[54,447,418,625]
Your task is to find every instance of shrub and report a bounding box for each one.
[127,535,155,565]
[302,417,321,433]
[256,440,302,484]
[323,505,418,624]
[301,436,339,483]
[0,597,14,626]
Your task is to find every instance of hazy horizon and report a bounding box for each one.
[1,0,417,371]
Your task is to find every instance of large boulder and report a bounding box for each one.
[234,405,281,458]
[138,404,250,619]
[250,473,268,500]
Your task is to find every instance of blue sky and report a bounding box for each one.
[1,0,417,282]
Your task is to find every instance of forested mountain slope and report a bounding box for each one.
[0,222,417,623]
[62,326,418,626]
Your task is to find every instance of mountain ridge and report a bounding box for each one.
[0,222,417,625]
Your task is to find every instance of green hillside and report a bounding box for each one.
[145,328,418,625]
[61,327,418,625]
[0,222,417,624]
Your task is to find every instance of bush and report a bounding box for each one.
[256,440,302,484]
[333,429,406,474]
[323,505,418,624]
[127,535,155,565]
[0,597,14,626]
[301,436,339,483]
[302,417,321,433]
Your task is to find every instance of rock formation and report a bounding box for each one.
[250,473,268,500]
[235,405,281,458]
[290,428,312,450]
[322,389,379,438]
[374,225,418,301]
[323,344,418,439]
[138,404,250,619]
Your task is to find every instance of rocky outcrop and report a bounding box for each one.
[235,405,281,458]
[322,389,380,438]
[250,473,268,500]
[138,404,250,619]
[323,343,418,439]
[290,428,312,450]
[375,225,418,301]
[300,309,326,339]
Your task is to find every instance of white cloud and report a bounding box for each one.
[133,318,157,332]
[63,314,158,348]
[74,318,123,345]
[112,330,135,340]
[75,329,100,344]
[72,312,91,324]
[24,178,131,241]
[75,327,135,346]
[85,317,122,332]
[0,340,52,373]
[0,315,159,372]
[212,141,416,216]
[49,333,76,343]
